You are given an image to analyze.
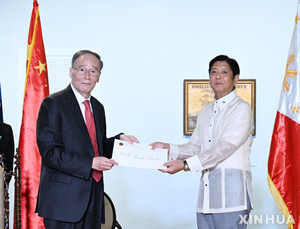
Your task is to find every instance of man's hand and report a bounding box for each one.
[159,160,184,175]
[92,156,119,171]
[120,134,139,144]
[149,142,170,151]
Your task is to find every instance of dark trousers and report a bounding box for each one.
[44,179,103,229]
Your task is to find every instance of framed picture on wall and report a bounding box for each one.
[184,79,256,136]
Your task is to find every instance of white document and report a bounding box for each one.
[112,139,168,169]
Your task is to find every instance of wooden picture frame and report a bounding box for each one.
[184,79,256,136]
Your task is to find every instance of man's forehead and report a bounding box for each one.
[78,64,97,68]
[76,53,97,61]
[75,54,100,67]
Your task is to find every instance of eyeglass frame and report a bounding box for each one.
[72,67,101,76]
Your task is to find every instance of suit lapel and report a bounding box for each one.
[64,85,94,155]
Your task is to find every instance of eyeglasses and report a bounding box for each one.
[73,67,100,76]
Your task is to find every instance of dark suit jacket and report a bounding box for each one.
[0,121,14,178]
[36,84,121,223]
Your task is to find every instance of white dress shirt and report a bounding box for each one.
[70,84,92,122]
[169,90,253,214]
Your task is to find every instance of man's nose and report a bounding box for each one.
[84,71,91,78]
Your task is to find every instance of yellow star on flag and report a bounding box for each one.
[291,103,300,114]
[34,60,47,74]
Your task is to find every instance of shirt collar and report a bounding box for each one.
[214,90,237,111]
[70,83,91,105]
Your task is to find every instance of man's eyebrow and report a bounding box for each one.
[91,65,99,71]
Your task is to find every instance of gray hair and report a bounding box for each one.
[71,50,103,71]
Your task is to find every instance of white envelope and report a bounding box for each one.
[112,139,168,169]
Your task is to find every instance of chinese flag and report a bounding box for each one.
[15,0,49,228]
[268,2,300,229]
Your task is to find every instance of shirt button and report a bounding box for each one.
[209,140,211,142]
[205,184,207,186]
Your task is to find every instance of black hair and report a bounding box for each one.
[208,55,240,78]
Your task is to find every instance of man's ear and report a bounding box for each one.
[233,74,239,85]
[97,72,101,83]
[69,67,73,78]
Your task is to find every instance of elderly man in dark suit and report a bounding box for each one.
[0,121,14,181]
[36,50,138,229]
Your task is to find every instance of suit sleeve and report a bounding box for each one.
[103,134,123,159]
[5,124,14,173]
[94,100,123,159]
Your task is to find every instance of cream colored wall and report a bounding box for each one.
[1,0,297,228]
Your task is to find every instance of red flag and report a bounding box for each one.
[15,0,49,228]
[268,2,300,228]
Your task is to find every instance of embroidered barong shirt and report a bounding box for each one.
[169,90,253,214]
